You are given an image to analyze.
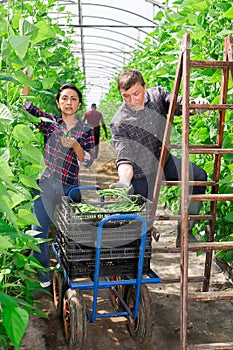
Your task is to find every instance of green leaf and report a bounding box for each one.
[18,174,40,190]
[0,236,14,252]
[16,209,40,226]
[223,133,233,148]
[24,163,46,180]
[0,74,18,82]
[42,76,56,90]
[12,124,37,142]
[31,21,56,45]
[21,109,41,123]
[0,148,10,162]
[1,37,11,59]
[224,211,233,222]
[0,219,16,234]
[11,183,32,202]
[0,183,19,231]
[19,18,38,39]
[0,103,14,125]
[8,35,30,60]
[0,17,10,34]
[21,144,44,165]
[14,71,34,87]
[7,190,26,209]
[0,291,18,308]
[2,305,29,350]
[196,127,209,142]
[223,6,233,19]
[0,157,14,180]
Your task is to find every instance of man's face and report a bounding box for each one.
[120,82,146,111]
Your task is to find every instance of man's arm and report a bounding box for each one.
[99,112,108,138]
[109,163,133,189]
[101,119,108,138]
[118,163,133,185]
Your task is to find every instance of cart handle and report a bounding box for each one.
[91,214,148,322]
[68,185,104,202]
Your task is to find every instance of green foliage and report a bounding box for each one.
[0,1,86,348]
[0,226,49,349]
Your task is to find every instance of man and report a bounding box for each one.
[82,103,108,158]
[109,69,208,246]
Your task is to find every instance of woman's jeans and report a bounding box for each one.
[32,178,81,283]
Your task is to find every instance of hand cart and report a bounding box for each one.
[52,186,161,349]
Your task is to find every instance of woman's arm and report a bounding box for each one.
[61,137,85,162]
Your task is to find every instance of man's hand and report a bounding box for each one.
[190,97,210,114]
[110,181,129,189]
[109,181,133,194]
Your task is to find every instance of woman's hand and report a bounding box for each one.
[61,136,76,148]
[61,137,85,162]
[20,68,33,96]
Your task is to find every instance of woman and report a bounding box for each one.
[21,83,95,290]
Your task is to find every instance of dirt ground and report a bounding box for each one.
[20,140,233,350]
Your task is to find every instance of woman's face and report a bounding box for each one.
[56,88,81,116]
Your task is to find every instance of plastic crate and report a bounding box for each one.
[55,195,153,278]
[56,195,153,247]
[56,229,152,261]
[55,245,151,279]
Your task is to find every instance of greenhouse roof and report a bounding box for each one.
[48,0,161,106]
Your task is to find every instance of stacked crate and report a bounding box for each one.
[55,196,153,279]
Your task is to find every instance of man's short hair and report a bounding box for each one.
[118,69,145,91]
[91,103,97,108]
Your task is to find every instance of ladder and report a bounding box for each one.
[151,33,233,350]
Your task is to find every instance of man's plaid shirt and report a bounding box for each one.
[24,103,95,186]
[110,87,182,179]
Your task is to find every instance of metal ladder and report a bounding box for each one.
[151,33,233,350]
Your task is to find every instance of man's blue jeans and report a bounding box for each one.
[131,153,207,200]
[32,178,81,283]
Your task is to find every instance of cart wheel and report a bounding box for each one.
[63,288,86,349]
[53,269,68,318]
[108,276,129,311]
[126,284,153,345]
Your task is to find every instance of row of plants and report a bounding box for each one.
[0,0,86,349]
[100,0,233,261]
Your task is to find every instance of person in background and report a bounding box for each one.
[21,82,95,293]
[82,103,108,158]
[109,68,209,247]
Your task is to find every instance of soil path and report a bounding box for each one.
[20,140,233,350]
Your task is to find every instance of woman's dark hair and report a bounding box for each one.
[56,83,83,105]
[117,69,145,91]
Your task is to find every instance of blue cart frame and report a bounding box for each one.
[52,186,161,346]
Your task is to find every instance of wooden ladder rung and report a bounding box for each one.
[161,180,216,186]
[189,103,233,110]
[190,60,233,68]
[188,342,233,350]
[188,241,233,252]
[160,276,205,284]
[152,242,233,254]
[155,214,212,221]
[189,148,233,154]
[190,194,233,202]
[188,291,233,302]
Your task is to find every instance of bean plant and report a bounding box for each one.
[0,0,85,349]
